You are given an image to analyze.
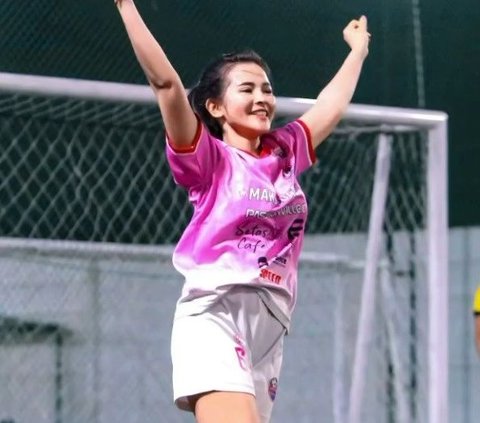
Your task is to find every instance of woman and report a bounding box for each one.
[115,1,370,422]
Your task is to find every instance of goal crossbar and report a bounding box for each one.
[0,71,446,127]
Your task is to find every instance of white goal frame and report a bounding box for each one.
[0,72,448,423]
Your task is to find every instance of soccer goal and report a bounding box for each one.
[0,72,447,423]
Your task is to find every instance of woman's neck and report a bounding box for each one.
[223,127,262,156]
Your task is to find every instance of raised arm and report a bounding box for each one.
[115,0,197,148]
[300,16,371,149]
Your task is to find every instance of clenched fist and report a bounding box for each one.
[343,16,371,59]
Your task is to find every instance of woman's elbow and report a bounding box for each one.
[148,76,176,91]
[145,70,182,91]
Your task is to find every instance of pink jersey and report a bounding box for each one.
[166,119,315,321]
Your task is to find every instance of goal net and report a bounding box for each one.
[0,73,448,423]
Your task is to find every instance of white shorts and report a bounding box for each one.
[171,286,286,422]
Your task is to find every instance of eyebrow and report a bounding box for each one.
[237,82,272,88]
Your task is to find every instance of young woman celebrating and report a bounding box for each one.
[115,1,370,422]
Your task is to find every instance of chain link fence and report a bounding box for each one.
[0,90,424,243]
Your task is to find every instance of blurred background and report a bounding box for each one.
[0,1,479,422]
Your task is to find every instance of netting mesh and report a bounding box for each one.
[0,87,432,423]
[0,93,425,244]
[0,93,188,243]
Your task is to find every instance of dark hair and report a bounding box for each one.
[188,50,272,139]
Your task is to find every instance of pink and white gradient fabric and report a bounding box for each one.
[166,119,316,321]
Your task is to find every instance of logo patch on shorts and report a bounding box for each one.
[268,377,278,401]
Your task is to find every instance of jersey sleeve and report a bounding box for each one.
[473,286,480,315]
[273,119,316,175]
[166,120,223,188]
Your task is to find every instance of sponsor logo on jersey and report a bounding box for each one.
[245,203,307,218]
[237,237,267,253]
[260,268,282,284]
[249,187,277,203]
[288,218,305,241]
[268,377,278,401]
[236,223,276,240]
[246,185,299,204]
[234,334,249,371]
[258,256,269,268]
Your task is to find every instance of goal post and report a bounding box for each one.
[348,133,393,423]
[277,87,448,423]
[0,72,448,423]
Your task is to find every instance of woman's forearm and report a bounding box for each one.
[116,0,182,89]
[315,50,366,116]
[301,50,366,147]
[299,17,370,148]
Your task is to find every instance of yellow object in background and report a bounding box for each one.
[473,286,480,315]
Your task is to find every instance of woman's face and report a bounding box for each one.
[213,62,276,140]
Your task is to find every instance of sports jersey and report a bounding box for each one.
[166,119,315,323]
[473,286,480,316]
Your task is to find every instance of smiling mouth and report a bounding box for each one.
[251,110,270,118]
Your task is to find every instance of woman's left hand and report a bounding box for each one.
[343,15,371,59]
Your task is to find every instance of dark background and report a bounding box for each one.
[0,0,478,227]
